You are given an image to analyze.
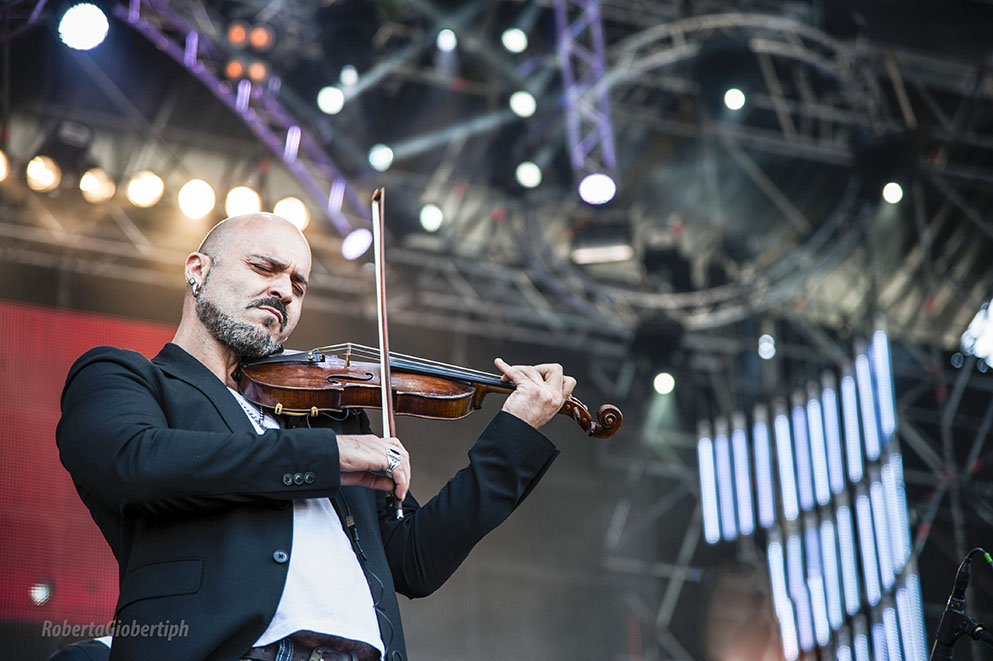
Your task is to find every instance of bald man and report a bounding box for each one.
[57,214,574,661]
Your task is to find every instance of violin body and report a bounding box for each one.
[237,346,623,438]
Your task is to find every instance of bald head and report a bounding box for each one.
[198,213,309,260]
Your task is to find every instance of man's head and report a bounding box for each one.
[184,213,311,359]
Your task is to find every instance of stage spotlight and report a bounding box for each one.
[79,167,115,203]
[177,179,215,219]
[273,196,309,231]
[342,228,372,260]
[653,372,675,395]
[368,144,394,172]
[419,204,444,232]
[29,581,52,606]
[501,28,528,53]
[58,3,109,51]
[250,25,275,51]
[225,59,245,79]
[0,149,9,183]
[225,186,262,217]
[723,87,746,110]
[882,182,903,204]
[26,155,61,192]
[508,90,536,118]
[515,161,542,188]
[227,21,249,48]
[578,172,616,205]
[247,61,268,82]
[317,86,345,115]
[340,65,358,87]
[758,333,776,359]
[436,29,457,52]
[126,170,164,208]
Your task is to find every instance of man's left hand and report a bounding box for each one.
[494,358,577,430]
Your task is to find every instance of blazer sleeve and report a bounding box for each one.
[374,410,559,598]
[57,347,343,514]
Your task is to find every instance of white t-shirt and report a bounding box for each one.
[228,388,385,656]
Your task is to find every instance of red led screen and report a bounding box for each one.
[0,300,174,626]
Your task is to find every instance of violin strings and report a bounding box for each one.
[315,343,508,386]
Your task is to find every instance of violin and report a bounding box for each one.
[237,343,623,438]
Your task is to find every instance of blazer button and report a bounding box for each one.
[282,473,293,486]
[293,473,305,485]
[304,472,315,484]
[273,549,289,563]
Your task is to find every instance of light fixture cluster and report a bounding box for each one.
[224,20,276,84]
[5,147,311,230]
[697,330,925,661]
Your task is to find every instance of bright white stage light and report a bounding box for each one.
[58,3,109,51]
[837,644,852,661]
[872,622,890,661]
[509,90,536,118]
[806,396,831,507]
[515,161,542,188]
[578,172,616,205]
[758,333,776,359]
[501,28,528,53]
[273,196,309,231]
[714,430,737,541]
[698,435,720,544]
[908,574,928,661]
[317,86,345,115]
[653,372,675,395]
[836,505,861,616]
[854,630,870,661]
[79,167,115,203]
[822,384,846,494]
[791,403,815,511]
[855,493,882,606]
[869,480,895,589]
[808,575,831,647]
[225,186,262,217]
[820,519,844,630]
[753,411,776,528]
[342,228,372,260]
[178,179,215,219]
[436,28,457,52]
[776,598,801,661]
[962,302,993,366]
[841,373,864,482]
[882,607,902,661]
[882,182,903,204]
[26,155,62,192]
[774,411,800,521]
[126,170,164,208]
[855,353,881,460]
[787,533,815,651]
[340,65,358,87]
[897,587,924,661]
[419,203,444,232]
[0,149,9,183]
[29,581,52,606]
[871,330,897,441]
[368,144,394,172]
[724,87,746,110]
[768,537,800,660]
[886,453,912,572]
[731,420,754,536]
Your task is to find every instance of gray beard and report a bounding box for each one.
[196,295,282,359]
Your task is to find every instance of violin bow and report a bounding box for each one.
[371,189,403,520]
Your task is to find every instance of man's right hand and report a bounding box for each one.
[336,434,410,501]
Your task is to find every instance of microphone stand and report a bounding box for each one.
[930,548,993,660]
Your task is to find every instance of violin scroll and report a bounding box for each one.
[561,397,623,438]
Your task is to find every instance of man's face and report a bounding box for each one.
[194,218,312,359]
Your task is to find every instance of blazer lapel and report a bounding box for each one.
[152,343,255,433]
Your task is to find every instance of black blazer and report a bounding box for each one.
[57,343,558,661]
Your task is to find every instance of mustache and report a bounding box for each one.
[247,297,288,330]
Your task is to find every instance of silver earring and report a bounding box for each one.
[188,277,200,297]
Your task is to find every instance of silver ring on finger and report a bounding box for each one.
[385,447,402,475]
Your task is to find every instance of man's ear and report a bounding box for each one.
[185,252,212,285]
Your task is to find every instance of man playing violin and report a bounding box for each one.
[57,213,576,661]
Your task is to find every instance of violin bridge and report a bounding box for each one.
[345,343,352,368]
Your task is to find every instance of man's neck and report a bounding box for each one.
[172,322,241,388]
